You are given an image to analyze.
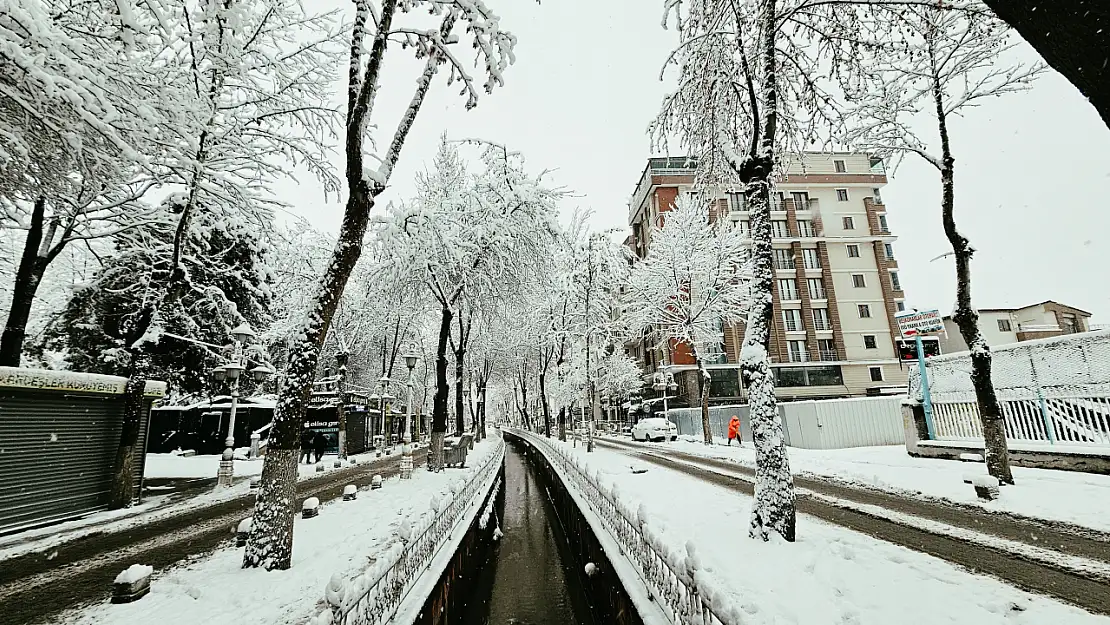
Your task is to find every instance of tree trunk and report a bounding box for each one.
[518,376,530,431]
[981,0,1110,130]
[587,380,598,452]
[107,353,150,508]
[0,197,47,366]
[539,367,552,437]
[558,406,566,441]
[933,85,1013,485]
[454,351,465,436]
[695,354,713,445]
[737,0,796,542]
[479,385,487,440]
[335,355,348,459]
[243,191,377,571]
[430,305,453,470]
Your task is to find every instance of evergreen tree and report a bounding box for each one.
[45,195,272,397]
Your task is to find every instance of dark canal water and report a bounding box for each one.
[461,442,595,625]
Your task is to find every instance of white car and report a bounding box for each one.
[632,417,677,442]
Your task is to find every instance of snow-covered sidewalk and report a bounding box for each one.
[611,436,1110,534]
[0,449,414,562]
[532,433,1109,625]
[59,440,500,625]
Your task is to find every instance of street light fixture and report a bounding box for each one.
[401,348,419,479]
[213,322,271,487]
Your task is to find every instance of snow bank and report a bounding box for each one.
[550,437,1110,625]
[62,439,504,625]
[654,438,1110,534]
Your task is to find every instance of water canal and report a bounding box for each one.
[460,440,595,625]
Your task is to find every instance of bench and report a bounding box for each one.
[443,434,474,468]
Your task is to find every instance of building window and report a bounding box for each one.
[807,278,827,300]
[834,159,846,173]
[873,188,883,204]
[843,216,855,230]
[797,220,816,237]
[778,279,800,301]
[812,308,831,331]
[773,249,795,270]
[878,214,889,232]
[836,189,849,202]
[997,319,1012,332]
[791,191,810,210]
[864,335,877,349]
[774,365,844,387]
[858,304,872,318]
[772,220,791,238]
[737,220,750,236]
[802,248,821,269]
[818,339,837,361]
[728,192,746,212]
[847,244,860,258]
[884,243,894,259]
[852,274,866,288]
[869,366,884,382]
[787,340,808,362]
[783,309,803,332]
[890,272,901,291]
[896,301,906,312]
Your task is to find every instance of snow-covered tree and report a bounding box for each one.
[843,4,1043,485]
[245,0,533,571]
[381,139,560,469]
[44,196,272,397]
[623,196,750,445]
[653,0,903,540]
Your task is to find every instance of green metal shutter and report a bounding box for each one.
[0,390,137,533]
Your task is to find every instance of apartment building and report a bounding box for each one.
[626,153,908,401]
[939,300,1094,352]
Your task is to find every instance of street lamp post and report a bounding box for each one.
[401,350,418,479]
[335,351,349,460]
[214,323,271,487]
[653,365,678,437]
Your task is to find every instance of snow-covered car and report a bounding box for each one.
[631,417,677,442]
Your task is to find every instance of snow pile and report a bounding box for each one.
[114,564,153,585]
[547,438,1109,625]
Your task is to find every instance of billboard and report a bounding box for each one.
[895,309,944,337]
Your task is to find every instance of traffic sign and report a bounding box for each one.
[895,309,944,337]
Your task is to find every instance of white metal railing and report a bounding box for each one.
[932,392,1110,448]
[311,437,505,625]
[516,430,737,625]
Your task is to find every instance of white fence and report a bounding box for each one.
[666,397,904,449]
[910,330,1110,449]
[516,430,737,625]
[309,437,504,625]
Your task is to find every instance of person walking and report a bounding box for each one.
[312,430,328,464]
[299,429,314,464]
[727,415,741,446]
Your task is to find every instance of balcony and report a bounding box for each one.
[787,351,809,363]
[813,320,831,331]
[819,349,839,361]
[773,259,795,270]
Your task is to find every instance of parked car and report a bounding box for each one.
[631,417,677,442]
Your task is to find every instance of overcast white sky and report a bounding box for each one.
[278,0,1110,323]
